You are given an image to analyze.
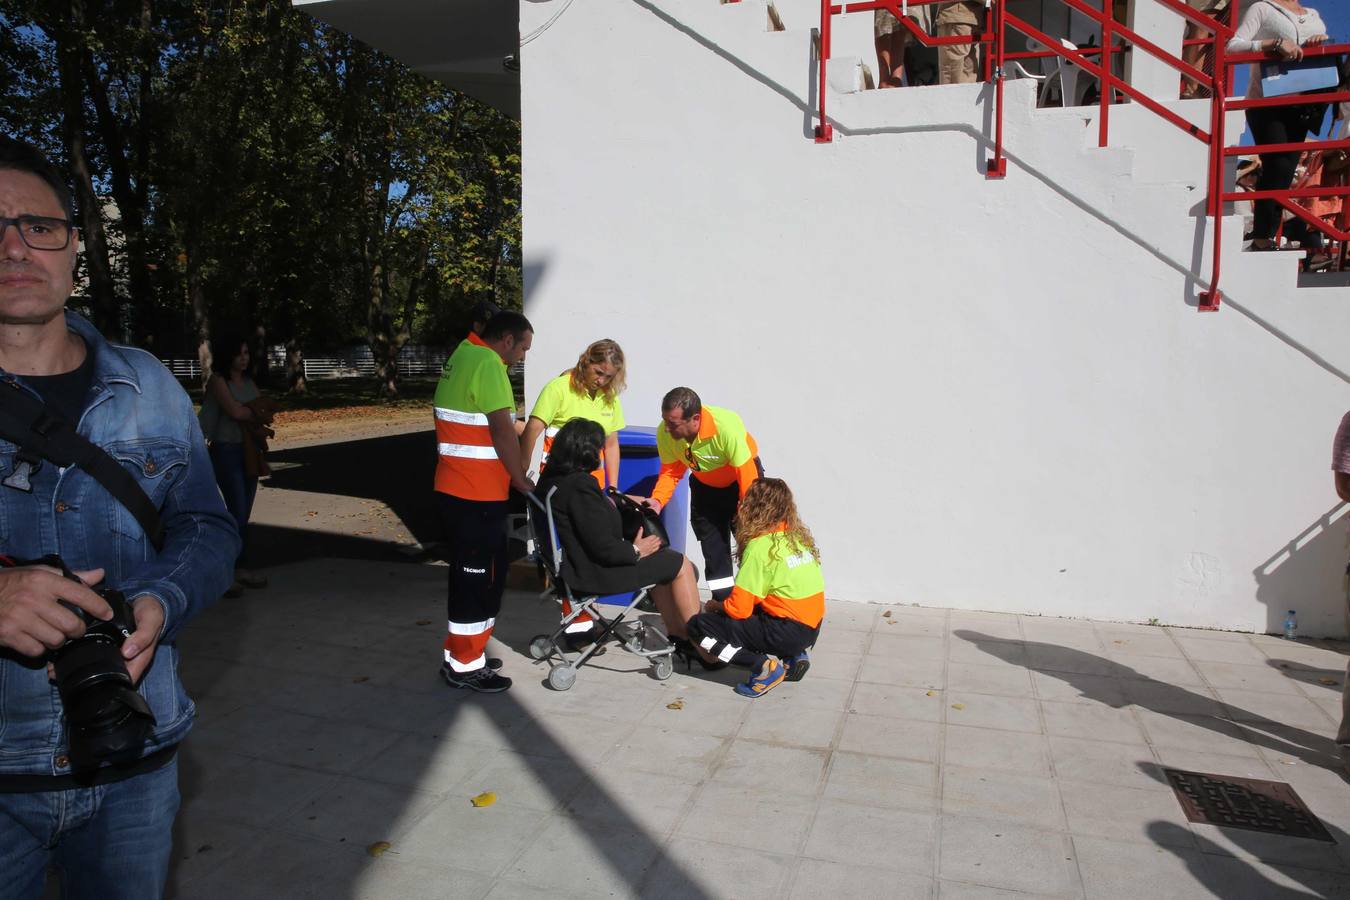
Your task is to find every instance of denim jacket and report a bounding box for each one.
[0,311,239,775]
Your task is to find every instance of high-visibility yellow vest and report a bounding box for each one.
[724,526,825,628]
[652,405,759,505]
[433,333,514,501]
[529,372,625,484]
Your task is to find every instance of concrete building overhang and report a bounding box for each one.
[295,0,520,118]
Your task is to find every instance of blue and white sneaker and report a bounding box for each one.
[734,658,786,699]
[783,650,811,682]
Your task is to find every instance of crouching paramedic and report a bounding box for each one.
[434,311,534,693]
[646,388,761,601]
[686,478,824,699]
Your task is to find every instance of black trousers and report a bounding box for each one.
[687,610,819,670]
[1247,103,1327,241]
[437,494,509,669]
[688,457,764,601]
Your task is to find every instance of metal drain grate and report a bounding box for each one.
[1163,768,1334,842]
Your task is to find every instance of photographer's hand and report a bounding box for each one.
[0,566,110,658]
[122,596,165,684]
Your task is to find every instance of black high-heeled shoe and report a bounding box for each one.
[670,636,728,672]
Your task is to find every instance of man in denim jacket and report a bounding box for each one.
[0,137,238,898]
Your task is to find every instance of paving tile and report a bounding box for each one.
[947,638,1028,669]
[1173,636,1268,666]
[858,654,946,688]
[838,713,942,762]
[1029,670,1128,707]
[802,799,937,876]
[946,662,1035,699]
[881,613,947,638]
[395,796,547,875]
[350,858,495,900]
[1048,735,1165,791]
[640,838,792,900]
[868,632,949,661]
[949,614,1022,642]
[1193,661,1305,694]
[1172,627,1258,643]
[450,753,592,814]
[849,681,946,722]
[165,813,265,896]
[362,735,502,793]
[810,649,864,681]
[675,786,817,855]
[1190,822,1348,874]
[1072,834,1214,900]
[937,881,1072,899]
[793,859,934,900]
[1189,855,1350,900]
[1105,652,1207,686]
[178,751,340,828]
[945,725,1051,776]
[601,726,727,781]
[1025,644,1122,677]
[739,700,844,749]
[506,814,664,897]
[711,740,828,797]
[1133,710,1262,758]
[944,693,1041,734]
[810,626,872,655]
[284,777,444,843]
[638,688,748,737]
[822,750,939,812]
[560,765,700,836]
[941,768,1065,830]
[483,879,609,900]
[1121,679,1226,717]
[1217,688,1337,732]
[1095,628,1183,658]
[1020,618,1104,651]
[1149,748,1277,783]
[1059,780,1195,847]
[1040,699,1147,745]
[827,600,882,631]
[938,816,1078,896]
[774,673,855,710]
[179,830,365,900]
[206,706,405,776]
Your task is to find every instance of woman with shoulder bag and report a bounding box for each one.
[1227,0,1332,249]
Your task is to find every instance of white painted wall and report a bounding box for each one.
[519,0,1350,636]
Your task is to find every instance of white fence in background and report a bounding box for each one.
[162,344,453,381]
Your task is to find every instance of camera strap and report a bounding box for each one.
[0,381,166,552]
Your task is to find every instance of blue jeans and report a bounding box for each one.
[0,758,180,900]
[209,442,256,567]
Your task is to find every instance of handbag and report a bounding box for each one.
[607,488,671,550]
[1260,56,1343,98]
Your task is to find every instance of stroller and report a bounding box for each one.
[525,486,677,690]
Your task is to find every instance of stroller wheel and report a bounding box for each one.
[653,655,675,681]
[548,664,577,691]
[529,635,552,660]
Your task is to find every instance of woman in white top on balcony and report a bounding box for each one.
[1226,0,1331,249]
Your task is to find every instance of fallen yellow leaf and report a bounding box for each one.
[951,703,966,711]
[415,619,432,626]
[367,841,392,857]
[926,691,935,697]
[1318,678,1339,686]
[471,791,497,808]
[351,675,370,684]
[882,611,893,618]
[667,699,685,710]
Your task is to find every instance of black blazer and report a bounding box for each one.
[536,469,648,595]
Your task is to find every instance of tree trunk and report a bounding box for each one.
[185,227,211,385]
[55,0,119,334]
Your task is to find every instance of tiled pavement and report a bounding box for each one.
[168,558,1350,899]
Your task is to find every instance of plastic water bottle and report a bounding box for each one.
[1283,610,1298,640]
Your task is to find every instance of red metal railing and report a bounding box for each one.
[813,0,1350,311]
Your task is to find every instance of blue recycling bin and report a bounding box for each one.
[598,426,689,606]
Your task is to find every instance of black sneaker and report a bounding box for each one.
[562,627,607,655]
[440,665,512,692]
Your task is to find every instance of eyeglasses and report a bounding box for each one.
[0,216,74,251]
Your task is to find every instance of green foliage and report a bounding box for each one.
[0,0,521,390]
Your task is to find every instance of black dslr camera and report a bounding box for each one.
[16,556,156,767]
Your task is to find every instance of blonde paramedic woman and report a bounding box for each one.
[520,339,628,647]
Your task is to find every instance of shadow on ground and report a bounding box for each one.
[167,557,713,899]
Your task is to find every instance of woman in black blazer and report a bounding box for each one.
[536,418,702,644]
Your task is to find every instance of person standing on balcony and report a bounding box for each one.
[434,310,535,693]
[1226,0,1330,250]
[874,2,933,88]
[644,388,762,603]
[1331,409,1350,776]
[935,1,986,85]
[520,338,628,648]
